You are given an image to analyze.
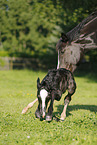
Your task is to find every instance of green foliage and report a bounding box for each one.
[0,70,97,144]
[0,0,97,59]
[0,58,5,66]
[0,51,9,57]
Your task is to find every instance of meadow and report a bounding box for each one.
[0,70,97,145]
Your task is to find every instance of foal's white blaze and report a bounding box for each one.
[40,89,48,117]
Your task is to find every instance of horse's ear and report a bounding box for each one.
[61,33,68,42]
[37,77,40,89]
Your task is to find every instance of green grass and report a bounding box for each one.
[0,70,97,145]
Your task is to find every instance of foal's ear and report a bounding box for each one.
[37,77,40,88]
[61,33,68,42]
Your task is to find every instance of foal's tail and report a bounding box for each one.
[22,98,38,114]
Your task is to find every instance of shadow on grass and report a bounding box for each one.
[53,104,97,119]
[74,61,97,83]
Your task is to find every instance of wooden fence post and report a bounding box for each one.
[10,58,13,70]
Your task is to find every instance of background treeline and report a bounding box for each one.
[0,0,97,69]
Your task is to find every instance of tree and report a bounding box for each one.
[0,0,97,60]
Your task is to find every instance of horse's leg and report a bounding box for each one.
[60,94,71,121]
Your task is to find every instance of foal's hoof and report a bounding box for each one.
[46,115,52,121]
[60,118,65,121]
[60,116,66,121]
[60,114,66,121]
[35,109,41,118]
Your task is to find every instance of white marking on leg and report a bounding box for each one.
[40,89,48,118]
[60,103,68,121]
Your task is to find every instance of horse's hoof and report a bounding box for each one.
[35,109,41,118]
[46,115,52,121]
[60,118,65,122]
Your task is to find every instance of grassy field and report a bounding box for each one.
[0,70,97,145]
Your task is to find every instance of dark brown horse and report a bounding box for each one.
[56,11,97,72]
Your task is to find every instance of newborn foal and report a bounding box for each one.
[35,68,76,121]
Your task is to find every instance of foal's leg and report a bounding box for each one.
[60,77,76,121]
[35,104,41,118]
[60,94,71,121]
[46,93,55,121]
